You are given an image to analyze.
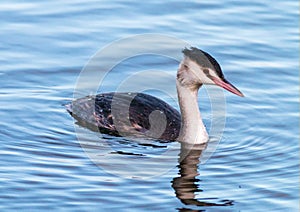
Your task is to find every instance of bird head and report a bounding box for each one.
[177,47,244,97]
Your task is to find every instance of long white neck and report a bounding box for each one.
[176,81,208,144]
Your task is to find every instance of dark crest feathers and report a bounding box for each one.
[182,47,224,80]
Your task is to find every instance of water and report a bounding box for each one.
[0,0,298,211]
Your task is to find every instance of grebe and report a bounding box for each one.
[66,47,243,144]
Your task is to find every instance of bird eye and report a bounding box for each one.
[183,64,189,69]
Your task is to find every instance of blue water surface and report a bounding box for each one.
[0,0,299,211]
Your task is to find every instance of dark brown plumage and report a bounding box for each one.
[66,92,181,141]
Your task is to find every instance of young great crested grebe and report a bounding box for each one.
[66,47,243,144]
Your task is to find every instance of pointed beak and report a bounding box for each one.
[212,77,244,97]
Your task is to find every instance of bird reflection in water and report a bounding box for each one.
[172,142,234,207]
